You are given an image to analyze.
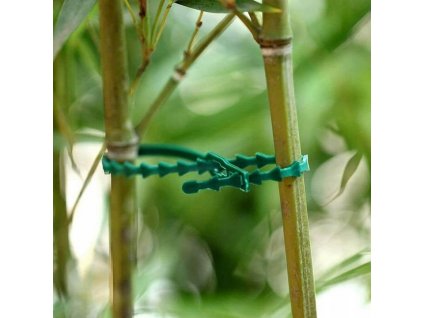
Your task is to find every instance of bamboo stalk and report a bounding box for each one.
[99,0,138,317]
[53,150,71,298]
[261,1,317,317]
[53,53,72,299]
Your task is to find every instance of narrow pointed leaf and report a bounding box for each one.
[325,151,363,204]
[340,151,363,192]
[175,0,280,13]
[317,249,369,283]
[53,0,97,59]
[317,262,371,292]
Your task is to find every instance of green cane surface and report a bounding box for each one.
[99,0,138,316]
[262,0,317,317]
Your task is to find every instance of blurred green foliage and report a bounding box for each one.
[53,0,370,316]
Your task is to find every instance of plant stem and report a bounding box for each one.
[185,11,204,56]
[135,78,176,137]
[139,0,148,49]
[261,1,317,317]
[53,53,72,299]
[152,0,174,48]
[234,10,259,40]
[150,0,166,44]
[129,1,175,96]
[99,0,138,317]
[180,13,235,71]
[248,11,260,29]
[123,0,139,33]
[135,13,235,137]
[68,143,106,225]
[129,58,150,96]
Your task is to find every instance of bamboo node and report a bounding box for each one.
[106,137,139,162]
[261,45,292,57]
[258,38,292,57]
[172,68,186,82]
[258,37,292,48]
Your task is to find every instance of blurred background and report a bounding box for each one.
[53,0,370,317]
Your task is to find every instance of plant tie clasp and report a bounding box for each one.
[102,144,309,194]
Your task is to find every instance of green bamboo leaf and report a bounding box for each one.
[340,151,363,190]
[317,261,371,292]
[325,151,363,204]
[317,249,369,283]
[53,0,97,59]
[273,251,370,314]
[175,0,280,13]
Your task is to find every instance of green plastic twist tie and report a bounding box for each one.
[102,144,309,194]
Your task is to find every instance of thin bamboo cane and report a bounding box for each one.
[53,54,71,299]
[99,0,138,316]
[53,150,71,298]
[261,1,317,317]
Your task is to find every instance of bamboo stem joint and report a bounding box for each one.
[172,67,186,82]
[106,138,139,162]
[259,38,293,57]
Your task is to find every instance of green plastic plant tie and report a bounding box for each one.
[183,155,309,193]
[205,152,251,191]
[102,144,309,194]
[103,145,276,177]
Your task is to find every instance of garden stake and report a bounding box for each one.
[99,0,138,316]
[261,0,317,317]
